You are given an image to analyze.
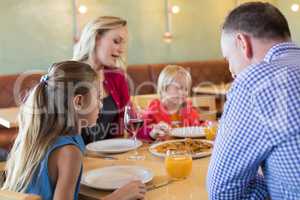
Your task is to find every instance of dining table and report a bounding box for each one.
[193,83,231,116]
[0,105,212,200]
[0,107,19,128]
[0,142,211,200]
[80,142,211,200]
[192,82,231,96]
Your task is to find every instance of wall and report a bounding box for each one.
[77,0,235,65]
[236,0,276,4]
[277,0,300,44]
[0,0,73,74]
[0,0,299,74]
[0,0,235,74]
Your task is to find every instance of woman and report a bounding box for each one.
[73,16,130,144]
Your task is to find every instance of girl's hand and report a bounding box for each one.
[103,180,146,200]
[149,122,171,139]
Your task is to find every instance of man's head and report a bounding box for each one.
[221,2,291,77]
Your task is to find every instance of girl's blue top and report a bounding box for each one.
[26,134,85,200]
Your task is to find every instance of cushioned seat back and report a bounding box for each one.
[127,59,232,95]
[126,64,154,95]
[0,73,43,108]
[186,60,232,86]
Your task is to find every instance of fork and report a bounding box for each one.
[146,179,175,191]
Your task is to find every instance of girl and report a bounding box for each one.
[138,65,200,141]
[2,61,146,200]
[73,16,130,143]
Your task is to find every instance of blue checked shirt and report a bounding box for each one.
[207,42,300,200]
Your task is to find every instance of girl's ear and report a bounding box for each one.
[73,95,84,111]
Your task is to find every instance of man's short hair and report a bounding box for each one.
[223,2,291,39]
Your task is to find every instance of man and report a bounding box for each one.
[207,2,300,200]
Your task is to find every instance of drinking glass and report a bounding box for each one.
[124,104,145,160]
[204,121,218,141]
[165,150,192,180]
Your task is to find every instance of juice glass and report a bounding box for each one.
[204,121,218,141]
[165,150,192,180]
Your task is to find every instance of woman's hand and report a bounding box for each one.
[149,122,171,140]
[102,180,146,200]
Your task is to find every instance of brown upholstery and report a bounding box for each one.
[0,73,43,108]
[0,73,42,149]
[0,127,18,148]
[132,94,217,120]
[126,59,232,95]
[125,64,154,95]
[0,60,230,148]
[0,60,230,106]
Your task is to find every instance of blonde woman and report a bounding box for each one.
[73,16,130,143]
[2,61,146,200]
[137,65,201,141]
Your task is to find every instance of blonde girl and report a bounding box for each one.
[2,61,146,200]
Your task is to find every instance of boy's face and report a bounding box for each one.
[162,75,189,107]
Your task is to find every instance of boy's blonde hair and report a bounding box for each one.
[73,16,127,69]
[157,65,192,96]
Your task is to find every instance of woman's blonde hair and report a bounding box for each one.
[73,16,127,69]
[157,65,192,96]
[2,61,98,192]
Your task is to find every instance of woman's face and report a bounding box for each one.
[94,26,128,68]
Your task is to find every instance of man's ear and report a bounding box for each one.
[236,33,253,60]
[73,95,84,111]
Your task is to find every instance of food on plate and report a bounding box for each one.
[153,139,212,154]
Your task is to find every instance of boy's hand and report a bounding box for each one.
[149,122,171,139]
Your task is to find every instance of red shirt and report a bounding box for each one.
[137,99,200,141]
[103,67,130,136]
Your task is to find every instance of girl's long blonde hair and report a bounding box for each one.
[73,16,127,69]
[2,61,98,192]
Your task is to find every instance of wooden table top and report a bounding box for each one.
[0,107,19,128]
[193,83,231,95]
[0,161,5,171]
[80,144,210,200]
[0,143,211,200]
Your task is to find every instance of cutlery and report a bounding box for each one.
[146,179,174,191]
[84,152,118,160]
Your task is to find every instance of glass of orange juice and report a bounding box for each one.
[165,150,192,180]
[204,121,218,141]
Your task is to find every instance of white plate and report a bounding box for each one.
[86,138,143,154]
[81,165,154,190]
[149,139,213,159]
[171,126,205,138]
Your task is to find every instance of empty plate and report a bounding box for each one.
[81,165,154,190]
[171,126,205,138]
[86,138,143,154]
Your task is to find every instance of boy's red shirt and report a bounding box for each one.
[137,99,200,141]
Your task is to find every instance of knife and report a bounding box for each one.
[84,152,118,160]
